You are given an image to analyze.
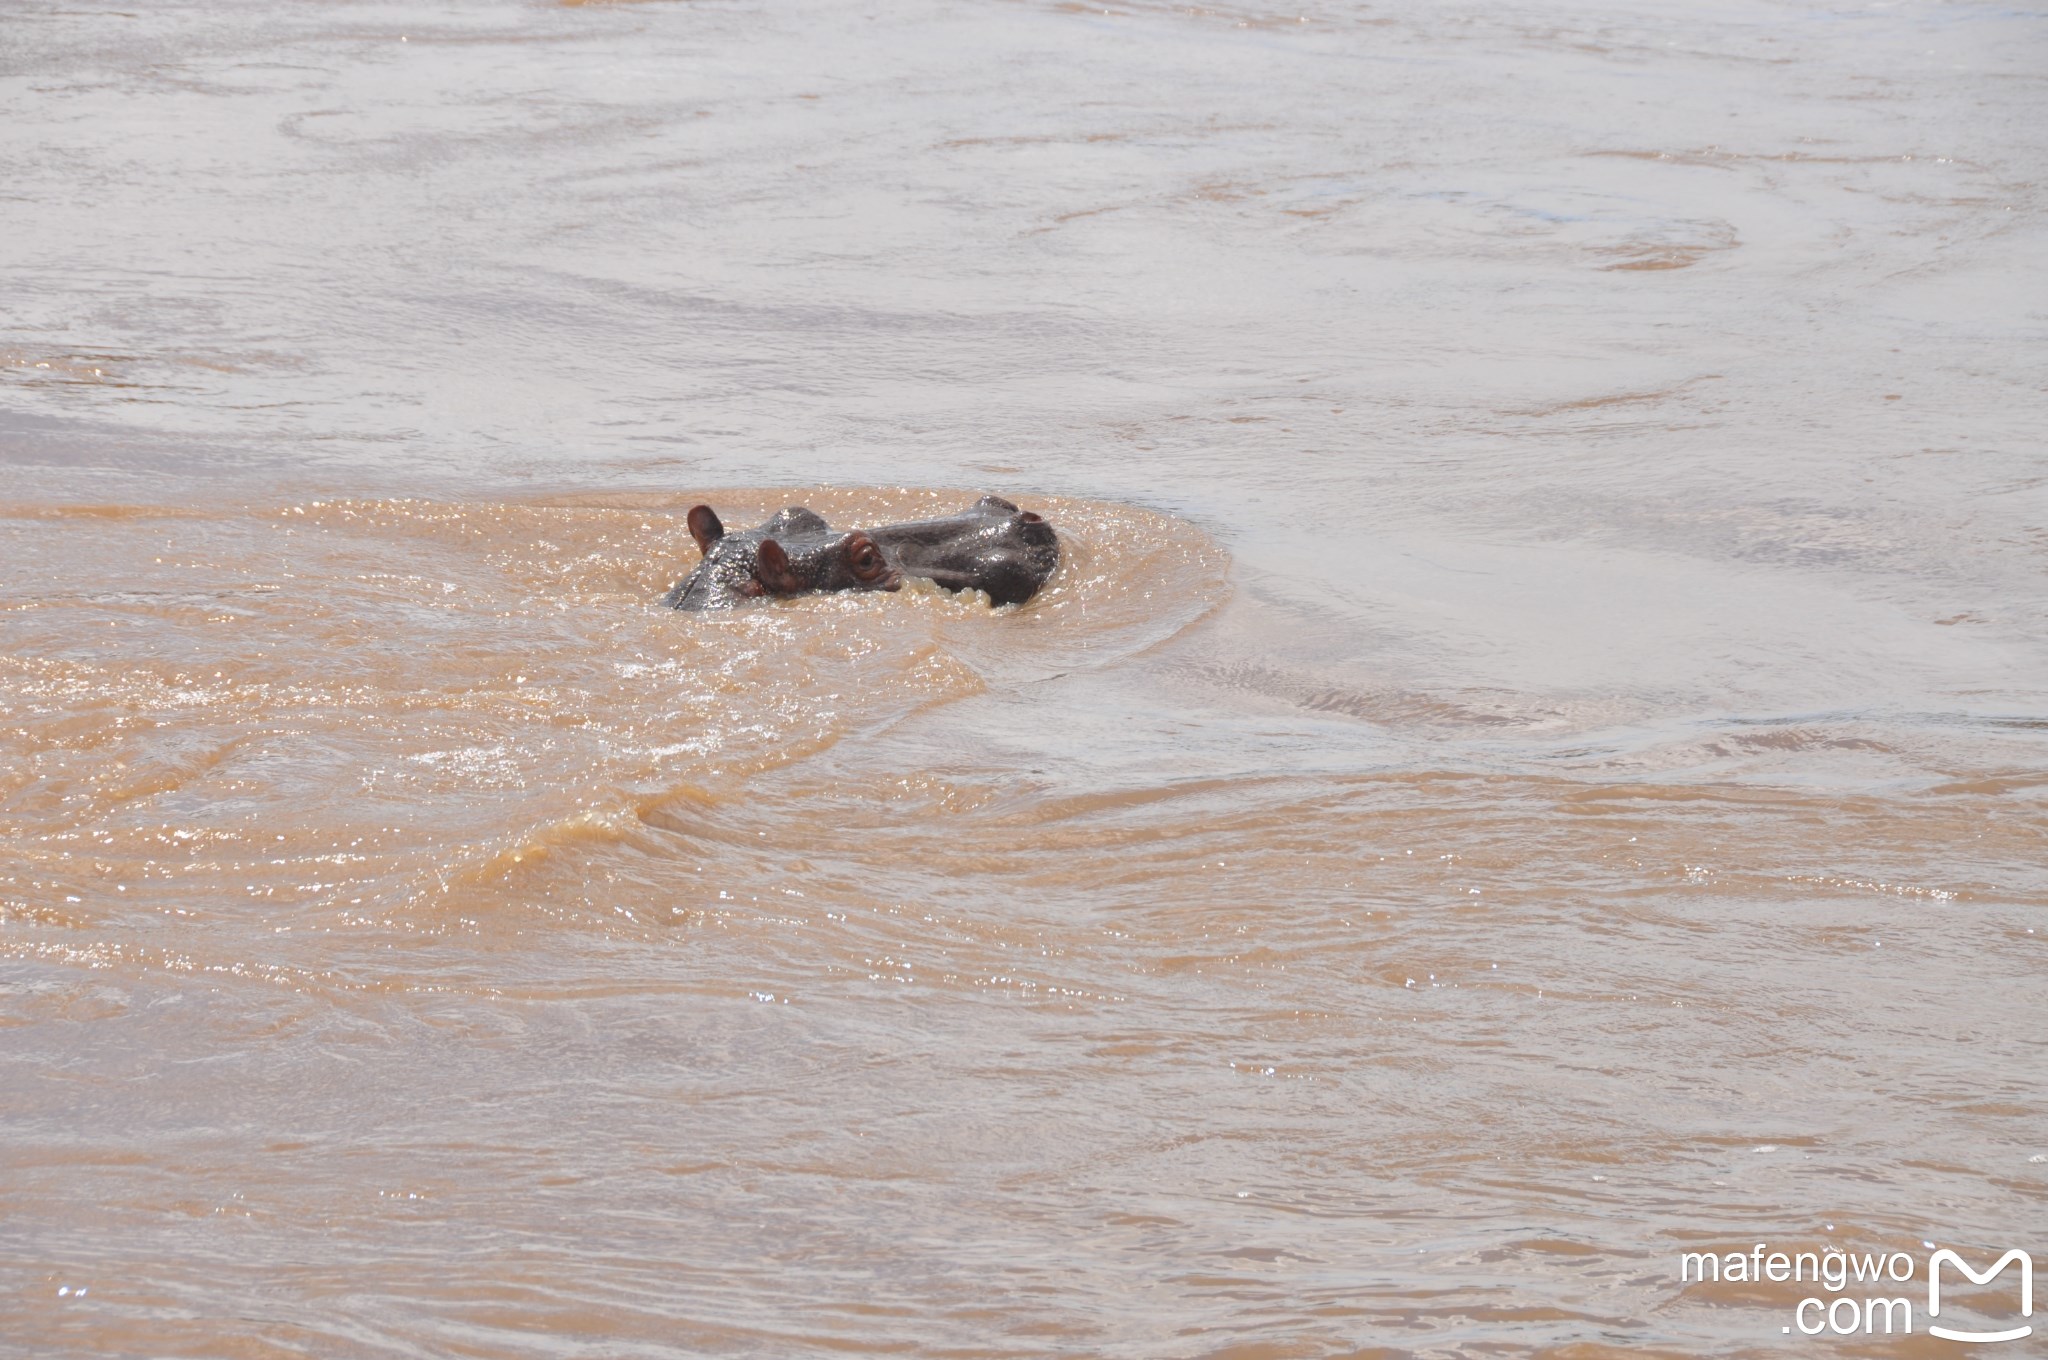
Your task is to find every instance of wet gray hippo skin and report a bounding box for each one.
[661,505,901,611]
[661,496,1058,610]
[863,496,1059,607]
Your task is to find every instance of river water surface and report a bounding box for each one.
[3,1,2045,1356]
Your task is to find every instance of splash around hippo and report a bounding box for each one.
[661,495,1059,611]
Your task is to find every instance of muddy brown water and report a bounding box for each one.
[3,1,2045,1356]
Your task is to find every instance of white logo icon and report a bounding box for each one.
[1928,1248,2033,1344]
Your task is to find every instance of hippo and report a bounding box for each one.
[661,496,1058,610]
[660,505,901,610]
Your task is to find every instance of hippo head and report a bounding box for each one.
[751,530,901,598]
[663,504,901,610]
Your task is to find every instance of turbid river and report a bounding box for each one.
[2,1,2044,1355]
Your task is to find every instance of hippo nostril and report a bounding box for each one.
[1020,511,1042,523]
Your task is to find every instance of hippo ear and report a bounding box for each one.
[687,505,725,557]
[753,538,804,596]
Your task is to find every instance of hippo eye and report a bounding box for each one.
[851,542,883,577]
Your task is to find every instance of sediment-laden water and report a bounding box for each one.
[3,1,2044,1355]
